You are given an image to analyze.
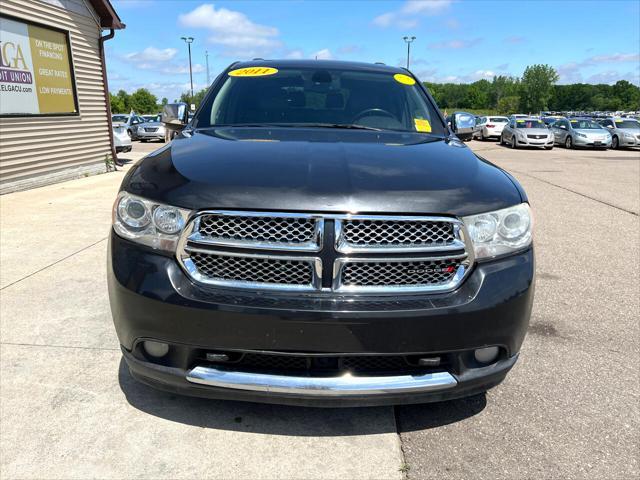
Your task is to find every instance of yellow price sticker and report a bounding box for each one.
[394,73,416,85]
[414,118,432,132]
[516,119,525,123]
[615,119,623,123]
[228,67,278,77]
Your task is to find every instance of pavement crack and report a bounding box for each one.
[0,237,107,291]
[509,169,639,216]
[393,406,410,479]
[0,341,119,351]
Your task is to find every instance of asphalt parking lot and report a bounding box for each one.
[1,139,638,479]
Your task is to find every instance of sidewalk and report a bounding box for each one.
[0,146,404,479]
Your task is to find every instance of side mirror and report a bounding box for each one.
[606,125,614,129]
[162,103,189,131]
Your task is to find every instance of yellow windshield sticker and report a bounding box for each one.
[394,73,416,85]
[615,119,623,122]
[570,120,578,122]
[414,118,432,132]
[228,67,278,77]
[516,119,525,123]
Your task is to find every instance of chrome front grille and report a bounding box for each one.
[334,256,469,293]
[182,249,321,291]
[336,216,461,253]
[191,211,322,251]
[177,211,473,293]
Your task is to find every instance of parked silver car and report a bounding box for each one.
[112,122,132,153]
[500,118,554,149]
[135,119,166,142]
[111,114,146,140]
[473,116,509,140]
[596,117,640,149]
[551,118,611,149]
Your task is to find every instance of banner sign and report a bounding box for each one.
[0,15,78,116]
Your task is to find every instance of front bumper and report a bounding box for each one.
[108,232,535,406]
[136,129,165,140]
[574,135,611,148]
[515,136,554,148]
[619,135,640,147]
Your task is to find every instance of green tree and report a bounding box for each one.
[129,88,158,114]
[180,88,208,109]
[612,80,640,110]
[520,64,559,113]
[490,76,520,109]
[109,89,130,113]
[497,96,521,114]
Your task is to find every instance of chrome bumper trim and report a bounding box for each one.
[186,366,458,396]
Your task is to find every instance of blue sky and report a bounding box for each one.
[107,0,640,101]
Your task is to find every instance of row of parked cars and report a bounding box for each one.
[111,113,167,153]
[448,111,640,150]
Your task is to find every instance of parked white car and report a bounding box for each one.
[473,116,509,140]
[112,122,132,153]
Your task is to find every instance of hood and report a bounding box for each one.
[615,128,640,134]
[575,129,609,137]
[124,127,523,217]
[141,121,163,127]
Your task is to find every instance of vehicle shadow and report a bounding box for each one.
[118,358,486,436]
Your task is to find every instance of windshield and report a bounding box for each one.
[570,119,602,130]
[614,119,640,129]
[515,120,545,128]
[144,115,161,122]
[196,66,445,134]
[112,115,128,123]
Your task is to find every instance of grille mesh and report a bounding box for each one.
[189,252,313,286]
[341,258,462,288]
[198,214,317,245]
[341,219,455,249]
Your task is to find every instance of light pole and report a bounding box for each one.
[205,50,210,85]
[403,36,416,70]
[181,36,194,105]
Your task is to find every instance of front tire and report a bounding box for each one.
[565,136,573,149]
[612,136,619,149]
[545,146,553,150]
[511,135,517,149]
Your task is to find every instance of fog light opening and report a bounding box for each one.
[474,346,499,364]
[143,341,169,358]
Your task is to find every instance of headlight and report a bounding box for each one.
[137,126,144,133]
[623,132,634,139]
[576,132,587,138]
[113,192,191,251]
[462,204,532,259]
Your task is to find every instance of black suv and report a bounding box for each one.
[108,60,535,407]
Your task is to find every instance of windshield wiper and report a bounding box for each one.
[289,123,384,131]
[204,122,384,131]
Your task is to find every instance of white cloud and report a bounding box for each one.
[556,52,640,84]
[428,38,483,49]
[121,47,204,76]
[312,49,333,60]
[285,49,305,59]
[124,47,177,63]
[178,4,281,57]
[373,0,452,28]
[504,36,525,44]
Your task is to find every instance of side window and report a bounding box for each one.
[604,120,613,128]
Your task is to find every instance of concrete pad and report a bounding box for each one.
[0,344,403,479]
[399,143,639,479]
[0,144,155,289]
[0,241,116,349]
